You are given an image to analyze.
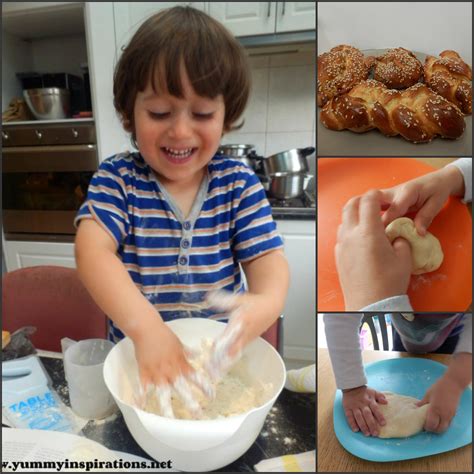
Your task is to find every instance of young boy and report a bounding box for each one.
[336,158,472,311]
[323,313,472,437]
[74,6,289,416]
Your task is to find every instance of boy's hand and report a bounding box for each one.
[416,371,465,433]
[205,290,266,380]
[380,165,465,236]
[336,190,412,310]
[132,319,214,418]
[342,386,388,436]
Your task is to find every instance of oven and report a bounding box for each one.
[2,122,97,242]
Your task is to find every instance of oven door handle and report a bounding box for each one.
[2,145,98,172]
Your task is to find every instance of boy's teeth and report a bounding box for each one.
[165,147,193,156]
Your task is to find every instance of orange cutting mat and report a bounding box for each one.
[318,158,472,312]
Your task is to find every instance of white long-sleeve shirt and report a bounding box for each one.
[361,157,472,312]
[323,313,472,390]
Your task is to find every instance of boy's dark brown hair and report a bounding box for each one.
[113,6,251,141]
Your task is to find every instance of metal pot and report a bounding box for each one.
[217,144,258,168]
[263,147,315,176]
[268,172,313,200]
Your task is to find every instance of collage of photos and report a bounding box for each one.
[0,1,471,473]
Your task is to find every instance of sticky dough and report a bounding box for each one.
[385,217,444,274]
[144,339,272,420]
[377,391,429,438]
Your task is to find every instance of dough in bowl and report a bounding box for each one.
[385,217,444,274]
[378,391,429,438]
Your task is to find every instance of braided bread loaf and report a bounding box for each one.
[371,47,423,89]
[424,50,472,114]
[317,45,372,107]
[320,79,465,143]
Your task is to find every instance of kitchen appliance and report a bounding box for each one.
[23,88,71,120]
[2,121,97,242]
[103,318,286,472]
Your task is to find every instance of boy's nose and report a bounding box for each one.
[168,113,193,139]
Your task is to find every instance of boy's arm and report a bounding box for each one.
[240,249,290,343]
[446,158,472,203]
[75,218,164,340]
[323,314,366,389]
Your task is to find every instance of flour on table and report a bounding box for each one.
[377,391,429,438]
[144,339,272,420]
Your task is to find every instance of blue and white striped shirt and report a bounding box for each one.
[75,151,283,341]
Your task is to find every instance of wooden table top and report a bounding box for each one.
[317,348,472,472]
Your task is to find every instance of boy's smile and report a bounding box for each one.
[134,65,225,189]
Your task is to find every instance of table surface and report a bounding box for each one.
[317,348,472,472]
[39,356,315,472]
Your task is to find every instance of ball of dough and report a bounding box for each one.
[377,391,429,438]
[385,217,444,275]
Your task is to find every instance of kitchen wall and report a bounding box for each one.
[318,2,472,61]
[221,48,316,175]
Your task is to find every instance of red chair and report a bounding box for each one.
[2,266,107,352]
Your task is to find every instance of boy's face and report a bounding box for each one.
[134,66,225,186]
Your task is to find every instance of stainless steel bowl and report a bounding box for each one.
[23,88,71,120]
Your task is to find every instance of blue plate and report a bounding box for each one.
[333,357,472,462]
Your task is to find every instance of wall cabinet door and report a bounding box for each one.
[209,2,276,36]
[113,2,206,51]
[275,2,315,32]
[3,240,75,271]
[277,220,315,362]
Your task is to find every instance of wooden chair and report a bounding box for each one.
[360,314,389,351]
[2,266,107,352]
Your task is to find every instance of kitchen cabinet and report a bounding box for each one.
[209,2,315,36]
[275,2,315,32]
[113,2,206,52]
[2,240,75,271]
[208,2,276,36]
[276,219,315,362]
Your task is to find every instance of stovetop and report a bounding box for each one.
[267,191,316,220]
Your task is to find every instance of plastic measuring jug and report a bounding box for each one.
[63,339,116,419]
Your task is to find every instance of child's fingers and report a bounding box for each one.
[362,406,379,436]
[354,408,370,436]
[415,394,429,407]
[341,196,360,229]
[424,409,441,432]
[370,401,386,426]
[413,196,444,236]
[375,392,388,404]
[345,410,359,432]
[359,190,385,233]
[435,417,451,434]
[173,376,202,418]
[156,384,174,419]
[381,189,414,226]
[187,370,215,400]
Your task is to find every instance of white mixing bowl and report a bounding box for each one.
[103,318,286,471]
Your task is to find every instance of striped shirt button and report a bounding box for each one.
[181,239,190,249]
[183,221,191,231]
[178,256,188,266]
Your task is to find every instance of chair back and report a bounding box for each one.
[2,266,107,352]
[360,314,389,351]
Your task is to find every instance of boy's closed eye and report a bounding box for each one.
[147,111,215,120]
